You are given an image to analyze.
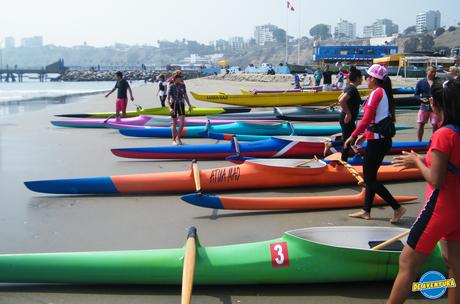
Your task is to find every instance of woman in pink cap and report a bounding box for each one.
[344,64,406,223]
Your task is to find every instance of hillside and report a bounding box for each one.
[434,27,460,48]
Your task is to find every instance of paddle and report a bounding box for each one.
[371,230,410,250]
[191,160,201,193]
[103,114,116,124]
[325,152,365,186]
[294,156,318,167]
[181,226,197,304]
[232,136,241,157]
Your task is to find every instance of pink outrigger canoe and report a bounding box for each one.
[51,115,282,129]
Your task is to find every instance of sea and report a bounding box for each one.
[0,75,142,116]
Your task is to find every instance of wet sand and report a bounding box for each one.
[0,78,445,303]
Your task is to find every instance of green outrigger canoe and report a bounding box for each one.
[0,227,446,284]
[54,106,250,118]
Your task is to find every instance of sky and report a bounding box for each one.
[0,0,459,47]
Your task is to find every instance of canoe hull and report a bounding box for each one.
[191,90,371,107]
[111,137,429,160]
[0,227,446,284]
[55,107,251,118]
[24,160,422,195]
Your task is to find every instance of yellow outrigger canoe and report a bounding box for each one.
[191,89,371,107]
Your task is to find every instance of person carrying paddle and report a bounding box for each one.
[388,79,460,304]
[344,64,406,223]
[338,66,363,161]
[168,73,192,145]
[105,71,134,120]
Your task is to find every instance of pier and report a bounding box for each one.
[0,59,66,82]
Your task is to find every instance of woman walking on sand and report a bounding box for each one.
[388,79,460,304]
[344,64,406,223]
[157,74,168,107]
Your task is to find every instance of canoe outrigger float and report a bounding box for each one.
[24,159,422,195]
[54,106,250,119]
[0,226,446,284]
[190,90,371,107]
[111,136,429,160]
[182,189,417,211]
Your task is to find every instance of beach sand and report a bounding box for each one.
[0,78,444,303]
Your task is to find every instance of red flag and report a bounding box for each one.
[287,1,295,11]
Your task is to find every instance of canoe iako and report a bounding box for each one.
[24,159,422,195]
[0,227,446,284]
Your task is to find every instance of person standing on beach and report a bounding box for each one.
[388,79,460,304]
[322,65,332,90]
[314,67,323,86]
[293,73,301,89]
[167,73,192,145]
[105,71,134,119]
[157,74,168,107]
[415,66,439,141]
[344,64,406,223]
[338,66,363,161]
[336,67,345,89]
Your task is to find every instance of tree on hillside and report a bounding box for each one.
[309,24,332,40]
[420,35,434,50]
[273,28,286,43]
[403,26,417,35]
[435,27,445,37]
[404,37,420,52]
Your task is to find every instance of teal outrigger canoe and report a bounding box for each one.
[0,227,446,284]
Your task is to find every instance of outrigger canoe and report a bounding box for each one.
[24,159,422,195]
[111,136,429,160]
[206,106,413,122]
[181,189,417,210]
[118,121,413,138]
[191,90,372,107]
[54,106,251,119]
[51,115,281,129]
[241,88,415,95]
[0,226,445,284]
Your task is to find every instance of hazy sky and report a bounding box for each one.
[1,0,458,47]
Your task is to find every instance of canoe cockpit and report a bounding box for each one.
[286,226,409,251]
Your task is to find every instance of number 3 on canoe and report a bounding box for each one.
[270,242,290,267]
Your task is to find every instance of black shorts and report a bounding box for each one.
[170,101,185,118]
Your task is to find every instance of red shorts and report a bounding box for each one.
[407,189,460,254]
[116,98,128,114]
[417,110,440,125]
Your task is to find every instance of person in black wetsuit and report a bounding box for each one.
[338,66,363,161]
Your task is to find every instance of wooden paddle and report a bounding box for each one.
[295,155,318,167]
[181,226,197,304]
[371,230,410,250]
[325,152,365,186]
[191,160,201,193]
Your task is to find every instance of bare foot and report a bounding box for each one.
[390,207,407,224]
[348,210,370,220]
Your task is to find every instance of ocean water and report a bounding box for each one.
[0,78,141,116]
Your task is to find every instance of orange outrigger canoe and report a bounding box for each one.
[181,189,417,211]
[24,159,422,195]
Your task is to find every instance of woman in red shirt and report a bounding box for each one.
[344,64,406,223]
[388,79,460,303]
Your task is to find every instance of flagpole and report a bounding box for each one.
[285,2,288,64]
[298,0,301,64]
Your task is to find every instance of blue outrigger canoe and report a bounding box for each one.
[111,136,429,160]
[118,121,413,138]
